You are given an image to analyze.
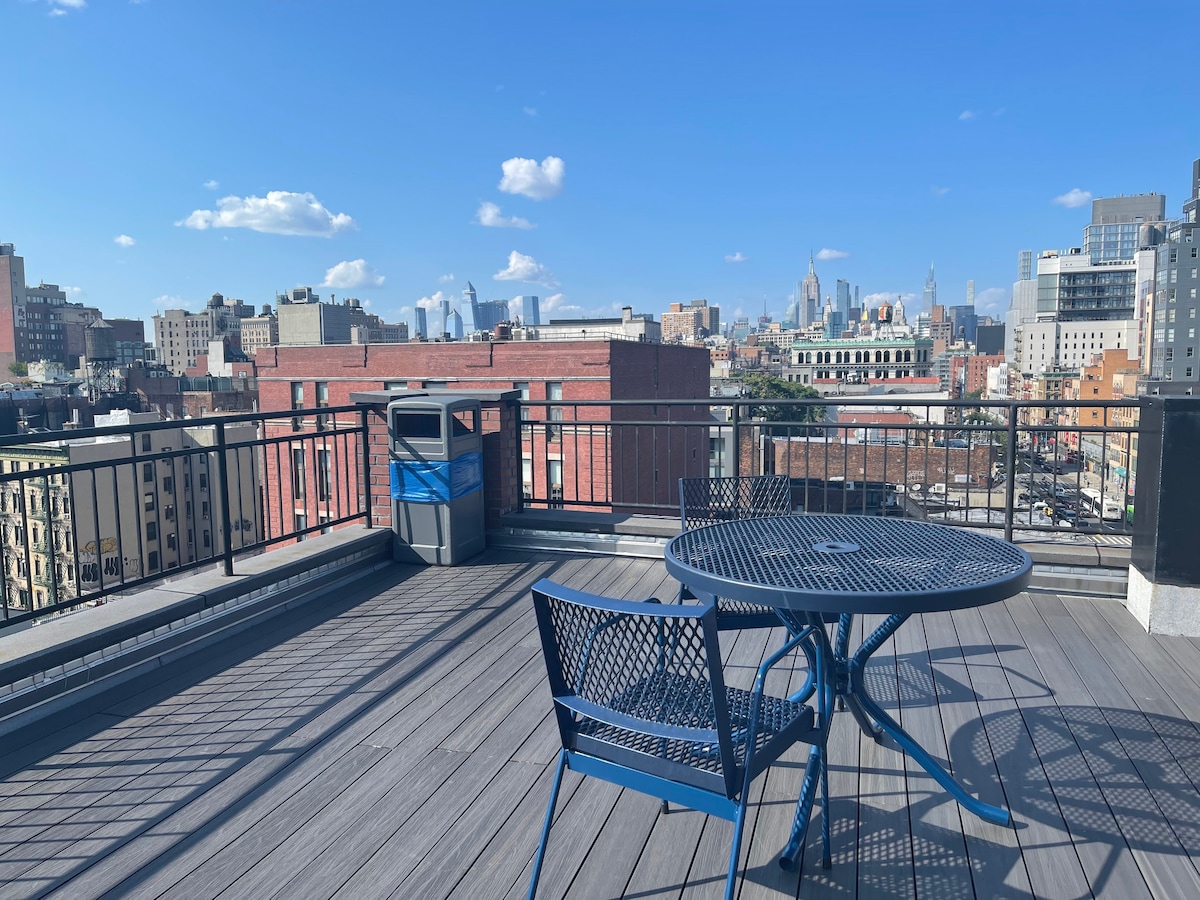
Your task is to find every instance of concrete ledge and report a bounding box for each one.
[1126,564,1200,635]
[0,526,394,732]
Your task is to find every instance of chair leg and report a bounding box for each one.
[726,801,749,900]
[527,749,568,900]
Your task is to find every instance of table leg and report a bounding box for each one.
[847,613,1012,827]
[779,612,834,870]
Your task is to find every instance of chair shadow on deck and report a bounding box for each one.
[948,703,1200,900]
[0,552,573,898]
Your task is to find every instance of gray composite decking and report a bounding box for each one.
[3,548,1200,899]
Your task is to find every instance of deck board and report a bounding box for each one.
[1,550,1198,900]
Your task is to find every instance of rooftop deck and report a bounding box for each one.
[3,549,1200,899]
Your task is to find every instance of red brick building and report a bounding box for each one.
[966,354,1004,397]
[254,340,710,533]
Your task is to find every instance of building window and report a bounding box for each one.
[547,382,563,442]
[144,492,155,512]
[317,448,331,502]
[147,521,157,541]
[148,550,160,572]
[294,511,308,537]
[163,476,174,494]
[199,473,208,491]
[291,381,304,431]
[548,459,563,509]
[167,533,177,551]
[515,382,530,421]
[141,434,152,453]
[143,463,153,483]
[203,529,211,548]
[292,447,306,500]
[316,381,329,430]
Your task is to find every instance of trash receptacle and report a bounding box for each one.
[388,395,486,565]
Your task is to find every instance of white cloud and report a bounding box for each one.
[415,290,454,311]
[1053,188,1092,209]
[498,156,564,200]
[48,0,85,14]
[958,110,976,121]
[152,294,186,310]
[114,234,136,247]
[932,186,950,197]
[816,248,849,261]
[177,190,356,236]
[974,287,1008,315]
[543,293,573,313]
[476,201,534,230]
[724,252,748,263]
[493,250,559,288]
[322,259,385,289]
[523,107,538,117]
[62,286,84,299]
[438,273,455,283]
[203,179,219,190]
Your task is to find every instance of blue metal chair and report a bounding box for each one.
[527,578,815,900]
[678,475,793,630]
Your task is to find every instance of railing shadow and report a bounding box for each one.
[0,549,574,897]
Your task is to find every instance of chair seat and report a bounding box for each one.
[579,672,814,775]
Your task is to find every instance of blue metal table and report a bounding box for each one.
[663,513,1033,869]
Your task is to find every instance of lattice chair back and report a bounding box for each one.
[532,580,739,799]
[678,475,793,630]
[679,474,792,532]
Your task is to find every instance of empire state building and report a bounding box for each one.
[800,254,821,328]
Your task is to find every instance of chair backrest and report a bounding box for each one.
[530,578,739,798]
[679,475,792,531]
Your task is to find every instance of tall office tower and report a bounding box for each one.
[835,279,851,324]
[1150,158,1200,384]
[923,263,937,311]
[688,298,720,336]
[1085,194,1168,262]
[413,307,428,340]
[967,280,975,305]
[472,299,510,333]
[786,284,801,329]
[0,243,26,372]
[520,295,540,326]
[462,281,479,332]
[447,309,464,341]
[800,254,820,328]
[1185,158,1200,223]
[1006,250,1037,363]
[439,297,451,338]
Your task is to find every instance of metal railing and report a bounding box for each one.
[516,397,1140,543]
[0,405,370,630]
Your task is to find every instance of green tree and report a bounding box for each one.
[8,361,27,378]
[737,373,824,433]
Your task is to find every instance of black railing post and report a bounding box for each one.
[732,402,742,480]
[214,420,234,576]
[1004,402,1018,542]
[516,398,525,513]
[361,407,373,528]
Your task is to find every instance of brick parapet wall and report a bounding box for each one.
[773,440,996,487]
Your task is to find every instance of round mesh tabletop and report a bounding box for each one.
[665,514,1032,615]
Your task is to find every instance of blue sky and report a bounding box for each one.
[4,1,1200,332]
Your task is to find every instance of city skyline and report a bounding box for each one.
[4,2,1200,331]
